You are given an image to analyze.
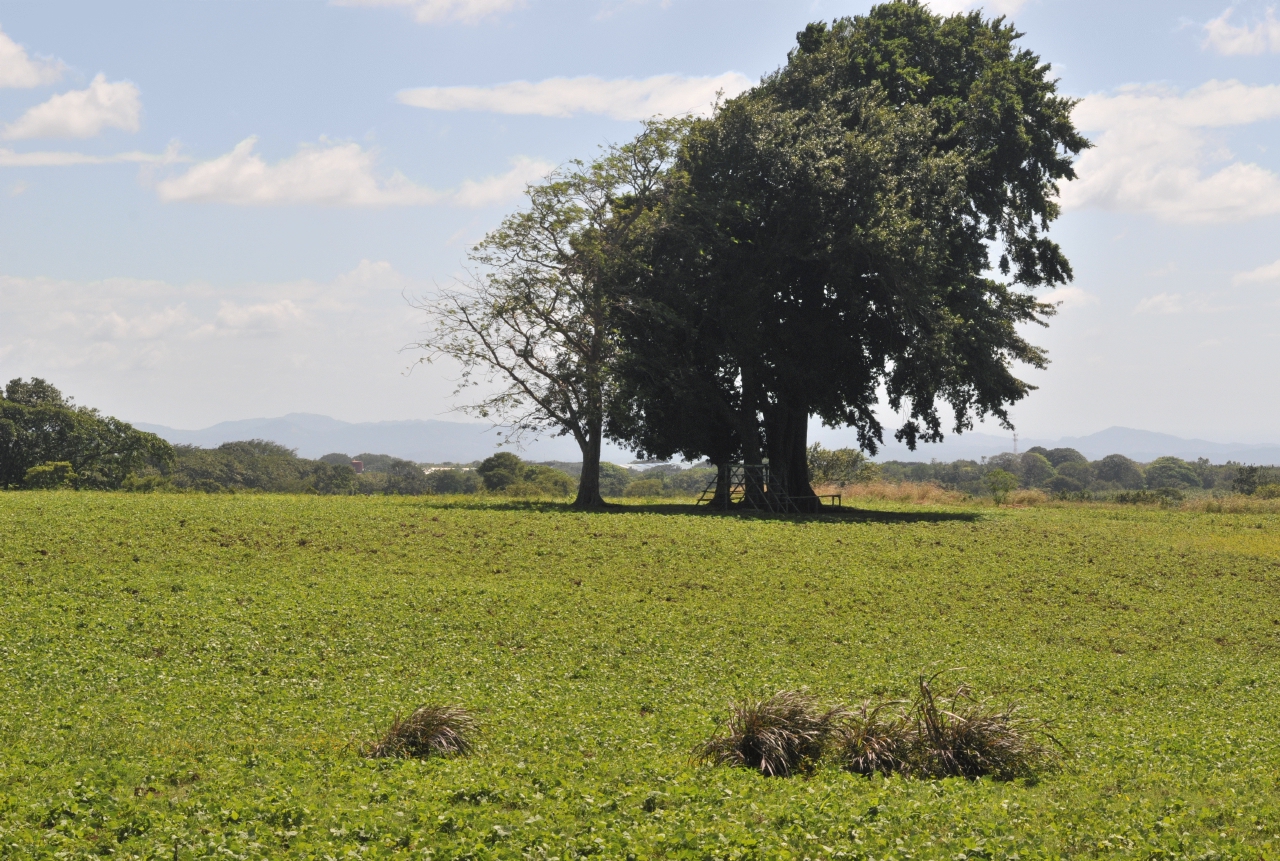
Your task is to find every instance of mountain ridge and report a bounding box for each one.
[135,414,1280,466]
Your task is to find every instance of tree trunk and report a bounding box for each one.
[766,402,819,512]
[573,423,608,509]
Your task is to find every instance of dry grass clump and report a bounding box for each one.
[696,690,842,776]
[832,701,913,776]
[834,674,1061,780]
[1004,488,1049,507]
[814,481,967,505]
[365,705,478,759]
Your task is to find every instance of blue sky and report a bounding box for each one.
[1,0,1278,450]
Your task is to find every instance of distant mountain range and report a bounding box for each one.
[858,426,1280,465]
[136,414,1280,466]
[133,413,629,464]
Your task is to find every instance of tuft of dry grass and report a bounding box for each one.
[835,673,1061,780]
[832,701,913,776]
[696,690,842,777]
[365,705,478,760]
[814,481,968,505]
[906,674,1059,779]
[1187,495,1280,514]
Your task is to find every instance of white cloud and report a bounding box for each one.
[0,141,186,166]
[2,74,141,140]
[1042,285,1099,310]
[0,25,62,88]
[452,155,555,207]
[1062,79,1280,223]
[925,0,1029,16]
[1134,293,1189,315]
[0,261,477,429]
[1234,259,1280,285]
[156,136,550,207]
[330,0,524,24]
[212,300,306,335]
[1204,7,1280,55]
[398,72,752,121]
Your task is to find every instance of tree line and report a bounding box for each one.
[807,443,1280,499]
[420,1,1089,510]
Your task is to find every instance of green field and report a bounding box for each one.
[2,493,1279,859]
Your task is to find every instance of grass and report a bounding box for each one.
[1,492,1279,858]
[696,690,838,777]
[365,705,479,760]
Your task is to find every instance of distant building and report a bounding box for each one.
[351,460,364,474]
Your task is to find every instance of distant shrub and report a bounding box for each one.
[1145,457,1201,490]
[808,444,880,486]
[474,454,572,496]
[477,452,524,491]
[1115,488,1184,505]
[1257,484,1280,500]
[697,690,840,777]
[1233,465,1263,496]
[1094,454,1145,490]
[366,705,478,760]
[598,462,634,496]
[985,469,1018,504]
[624,478,665,497]
[23,461,76,489]
[425,468,481,495]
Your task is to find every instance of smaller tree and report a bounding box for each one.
[1145,457,1202,490]
[1094,454,1144,489]
[1233,465,1262,496]
[985,469,1018,504]
[417,121,685,509]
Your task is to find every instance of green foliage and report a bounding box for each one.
[0,378,174,489]
[167,441,357,494]
[23,461,76,489]
[1145,456,1203,490]
[424,468,482,495]
[623,478,664,497]
[612,2,1087,503]
[1235,465,1263,496]
[1094,453,1145,489]
[318,453,352,467]
[597,462,634,497]
[1256,484,1280,500]
[1,492,1279,856]
[984,468,1018,503]
[476,453,574,497]
[477,452,524,491]
[807,444,880,486]
[1019,452,1056,487]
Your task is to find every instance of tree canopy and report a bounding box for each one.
[0,378,173,489]
[609,1,1088,509]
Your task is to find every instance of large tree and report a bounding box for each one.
[417,120,684,508]
[610,1,1089,510]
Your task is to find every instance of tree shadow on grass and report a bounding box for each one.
[409,497,982,526]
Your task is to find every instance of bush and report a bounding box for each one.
[598,462,634,496]
[477,452,524,491]
[1145,457,1201,490]
[1093,454,1145,489]
[697,690,840,777]
[835,674,1060,781]
[1115,488,1184,505]
[425,468,482,494]
[985,469,1018,503]
[1257,483,1280,500]
[624,478,665,497]
[23,461,76,489]
[808,444,879,486]
[366,705,478,759]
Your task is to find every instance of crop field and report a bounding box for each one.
[1,493,1279,859]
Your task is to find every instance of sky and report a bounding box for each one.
[1,0,1279,450]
